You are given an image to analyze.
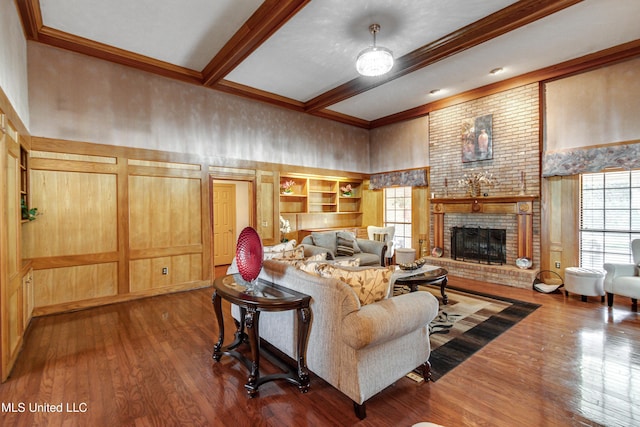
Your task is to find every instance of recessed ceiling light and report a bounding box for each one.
[490,67,504,75]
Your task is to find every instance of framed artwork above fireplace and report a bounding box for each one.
[461,114,493,163]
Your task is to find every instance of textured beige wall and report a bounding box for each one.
[0,1,29,128]
[369,116,429,173]
[27,43,371,172]
[545,56,640,151]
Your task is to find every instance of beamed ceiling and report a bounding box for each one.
[15,0,640,129]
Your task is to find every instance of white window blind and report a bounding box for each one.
[384,186,412,249]
[580,170,640,268]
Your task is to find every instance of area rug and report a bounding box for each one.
[416,285,540,381]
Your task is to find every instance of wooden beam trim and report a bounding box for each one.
[29,158,119,174]
[214,80,305,111]
[370,40,640,128]
[129,245,204,261]
[15,0,42,40]
[308,109,371,129]
[31,137,206,165]
[304,0,583,112]
[36,26,203,85]
[202,0,311,86]
[29,252,119,270]
[127,165,203,179]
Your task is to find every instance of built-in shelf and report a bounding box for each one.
[19,145,29,222]
[279,174,364,237]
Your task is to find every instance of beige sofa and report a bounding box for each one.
[232,259,439,419]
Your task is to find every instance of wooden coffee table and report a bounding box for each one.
[395,267,448,305]
[211,274,312,397]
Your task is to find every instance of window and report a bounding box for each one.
[384,186,412,249]
[580,170,640,268]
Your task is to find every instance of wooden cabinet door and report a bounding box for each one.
[1,123,23,381]
[256,171,278,246]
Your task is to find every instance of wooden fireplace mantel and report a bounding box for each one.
[431,195,539,259]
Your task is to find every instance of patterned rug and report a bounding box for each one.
[418,285,540,381]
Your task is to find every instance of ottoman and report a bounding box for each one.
[564,267,606,302]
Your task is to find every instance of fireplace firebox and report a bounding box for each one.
[451,226,506,265]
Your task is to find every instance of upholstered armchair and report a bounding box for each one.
[603,239,640,311]
[367,225,395,265]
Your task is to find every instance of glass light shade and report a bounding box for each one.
[356,46,394,76]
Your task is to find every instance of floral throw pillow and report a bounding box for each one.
[316,264,393,306]
[276,253,327,270]
[269,245,304,260]
[333,258,361,267]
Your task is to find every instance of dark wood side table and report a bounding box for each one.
[395,267,449,305]
[211,274,312,397]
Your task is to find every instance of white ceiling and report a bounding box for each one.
[17,0,640,127]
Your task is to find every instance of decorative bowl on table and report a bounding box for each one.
[236,227,264,292]
[515,257,533,269]
[399,257,427,271]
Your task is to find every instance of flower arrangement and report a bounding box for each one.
[340,184,353,197]
[279,215,291,242]
[457,171,497,197]
[280,179,295,194]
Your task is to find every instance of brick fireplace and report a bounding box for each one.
[427,196,539,288]
[426,83,541,289]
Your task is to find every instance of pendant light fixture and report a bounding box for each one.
[356,24,394,77]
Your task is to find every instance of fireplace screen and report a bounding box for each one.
[451,226,506,265]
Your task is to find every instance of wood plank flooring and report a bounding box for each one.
[0,271,638,427]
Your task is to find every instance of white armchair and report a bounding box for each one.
[367,225,395,264]
[603,239,640,311]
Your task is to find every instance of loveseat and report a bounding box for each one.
[300,230,386,266]
[231,259,439,419]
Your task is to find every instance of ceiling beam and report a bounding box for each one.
[35,27,203,85]
[369,39,640,129]
[15,1,203,85]
[201,0,310,87]
[14,0,42,40]
[214,80,305,112]
[304,0,583,113]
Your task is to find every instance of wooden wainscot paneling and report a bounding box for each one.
[256,170,278,245]
[361,179,383,226]
[541,175,579,275]
[33,263,118,314]
[128,175,202,249]
[128,170,204,292]
[129,254,202,292]
[24,170,118,257]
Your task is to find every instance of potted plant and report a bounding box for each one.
[280,179,295,194]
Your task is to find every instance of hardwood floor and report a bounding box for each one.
[0,271,638,427]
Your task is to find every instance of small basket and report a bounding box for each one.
[533,270,564,293]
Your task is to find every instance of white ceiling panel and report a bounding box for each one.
[224,0,517,102]
[328,0,640,121]
[40,0,263,70]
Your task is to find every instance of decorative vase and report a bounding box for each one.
[469,182,481,197]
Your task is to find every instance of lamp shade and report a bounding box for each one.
[356,46,394,76]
